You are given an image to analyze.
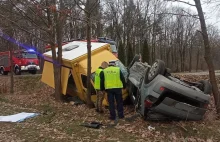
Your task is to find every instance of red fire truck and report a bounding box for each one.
[0,49,40,75]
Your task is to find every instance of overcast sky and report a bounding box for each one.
[167,0,220,29]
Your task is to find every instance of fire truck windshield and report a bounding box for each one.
[22,52,38,58]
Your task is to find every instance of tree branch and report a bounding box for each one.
[165,0,196,6]
[8,0,49,32]
[158,12,199,19]
[181,9,198,18]
[0,13,49,43]
[89,0,100,13]
[74,0,89,14]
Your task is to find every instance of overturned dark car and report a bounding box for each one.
[128,57,212,121]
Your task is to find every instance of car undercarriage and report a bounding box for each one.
[127,57,212,121]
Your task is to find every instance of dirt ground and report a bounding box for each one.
[0,75,220,142]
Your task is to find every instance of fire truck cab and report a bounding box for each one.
[0,49,40,75]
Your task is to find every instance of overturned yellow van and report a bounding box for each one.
[41,41,128,105]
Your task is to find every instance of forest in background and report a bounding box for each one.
[0,0,219,73]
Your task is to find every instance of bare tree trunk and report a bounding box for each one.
[183,47,186,71]
[196,49,200,72]
[194,0,220,113]
[86,13,94,108]
[69,22,74,39]
[8,1,14,94]
[9,42,14,94]
[46,0,62,101]
[54,1,63,101]
[189,49,192,72]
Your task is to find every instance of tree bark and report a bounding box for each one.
[86,12,94,108]
[196,48,200,72]
[9,42,14,94]
[46,0,62,101]
[189,48,192,72]
[54,0,63,101]
[194,0,220,113]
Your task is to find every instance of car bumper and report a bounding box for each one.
[20,65,40,71]
[148,97,207,120]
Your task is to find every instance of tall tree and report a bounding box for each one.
[118,40,125,64]
[75,0,100,108]
[142,39,150,63]
[193,0,220,113]
[127,42,133,65]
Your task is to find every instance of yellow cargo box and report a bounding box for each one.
[41,41,128,105]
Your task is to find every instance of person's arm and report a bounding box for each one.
[120,70,126,89]
[100,71,105,91]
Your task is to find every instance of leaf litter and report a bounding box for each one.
[0,75,220,141]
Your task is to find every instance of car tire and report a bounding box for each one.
[0,67,4,75]
[199,80,212,94]
[14,67,21,75]
[30,70,37,74]
[128,54,141,69]
[145,59,166,83]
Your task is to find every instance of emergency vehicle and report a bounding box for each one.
[0,49,40,75]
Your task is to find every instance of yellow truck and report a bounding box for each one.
[41,41,128,105]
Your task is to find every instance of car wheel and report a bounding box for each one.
[145,59,165,83]
[199,80,212,94]
[128,54,141,69]
[14,67,21,75]
[30,70,37,74]
[0,68,4,75]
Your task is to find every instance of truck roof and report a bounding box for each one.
[43,41,108,61]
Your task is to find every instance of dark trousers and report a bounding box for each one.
[107,88,124,119]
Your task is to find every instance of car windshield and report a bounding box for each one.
[22,52,38,58]
[110,45,117,53]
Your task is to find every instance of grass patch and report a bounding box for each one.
[35,104,56,124]
[0,96,9,103]
[14,75,43,93]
